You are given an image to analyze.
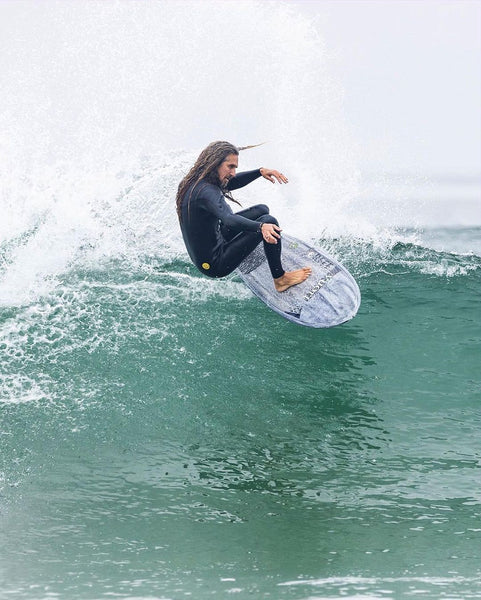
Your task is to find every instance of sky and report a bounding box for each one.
[1,0,479,182]
[1,0,479,231]
[290,0,481,179]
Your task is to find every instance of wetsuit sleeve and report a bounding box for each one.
[200,184,261,233]
[227,169,262,191]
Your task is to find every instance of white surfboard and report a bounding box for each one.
[236,234,361,328]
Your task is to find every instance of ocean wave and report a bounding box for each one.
[316,234,481,279]
[1,238,478,409]
[1,0,478,305]
[2,194,478,311]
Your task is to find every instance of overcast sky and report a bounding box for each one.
[1,0,479,183]
[290,0,481,178]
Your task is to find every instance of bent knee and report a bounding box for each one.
[254,204,270,215]
[259,214,279,226]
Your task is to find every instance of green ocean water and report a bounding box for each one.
[1,2,480,598]
[1,231,480,599]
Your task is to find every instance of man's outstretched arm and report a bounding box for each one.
[227,167,288,191]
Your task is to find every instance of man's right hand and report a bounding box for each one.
[261,223,282,244]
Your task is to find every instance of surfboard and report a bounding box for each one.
[236,234,361,328]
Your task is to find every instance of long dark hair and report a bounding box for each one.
[176,141,240,221]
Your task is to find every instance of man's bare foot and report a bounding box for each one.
[274,267,312,292]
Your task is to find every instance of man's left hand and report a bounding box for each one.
[260,168,289,184]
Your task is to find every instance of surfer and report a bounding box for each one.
[176,141,311,292]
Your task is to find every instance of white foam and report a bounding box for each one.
[0,373,51,405]
[1,1,477,307]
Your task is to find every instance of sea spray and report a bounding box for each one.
[0,0,369,305]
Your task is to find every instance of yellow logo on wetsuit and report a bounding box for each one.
[202,262,210,270]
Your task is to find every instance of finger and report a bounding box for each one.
[273,171,288,184]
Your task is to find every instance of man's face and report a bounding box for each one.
[217,153,238,186]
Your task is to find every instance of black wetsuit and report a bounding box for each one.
[179,169,285,279]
